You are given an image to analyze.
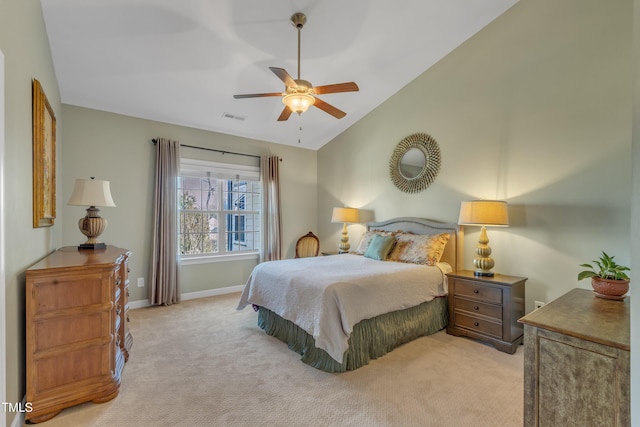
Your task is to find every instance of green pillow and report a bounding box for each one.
[364,234,396,261]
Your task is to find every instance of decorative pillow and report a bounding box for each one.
[364,234,396,261]
[387,232,450,265]
[352,229,395,255]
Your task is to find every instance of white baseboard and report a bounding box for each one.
[128,284,244,309]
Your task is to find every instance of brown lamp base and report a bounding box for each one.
[77,209,108,251]
[78,243,107,250]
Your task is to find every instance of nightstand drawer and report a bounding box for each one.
[454,297,502,321]
[455,280,502,304]
[455,312,502,338]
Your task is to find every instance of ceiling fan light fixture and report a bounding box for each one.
[234,12,358,121]
[282,93,315,114]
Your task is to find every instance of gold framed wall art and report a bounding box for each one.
[32,79,56,228]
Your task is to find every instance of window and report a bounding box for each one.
[178,159,260,262]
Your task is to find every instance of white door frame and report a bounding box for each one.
[0,49,7,427]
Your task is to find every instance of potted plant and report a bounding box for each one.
[578,251,630,299]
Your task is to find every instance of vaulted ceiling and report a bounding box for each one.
[41,0,518,150]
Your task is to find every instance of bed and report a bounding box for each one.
[237,217,463,372]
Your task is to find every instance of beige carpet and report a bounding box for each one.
[31,293,524,427]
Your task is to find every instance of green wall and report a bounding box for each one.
[318,0,633,313]
[60,106,318,302]
[0,1,62,425]
[631,0,639,422]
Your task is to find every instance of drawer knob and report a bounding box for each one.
[473,305,479,310]
[474,321,480,327]
[473,289,479,294]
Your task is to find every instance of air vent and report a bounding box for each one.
[222,112,246,122]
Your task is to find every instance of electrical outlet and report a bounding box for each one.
[137,277,145,288]
[534,300,546,310]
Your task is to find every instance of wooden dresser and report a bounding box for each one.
[519,288,630,426]
[446,270,527,353]
[25,246,133,423]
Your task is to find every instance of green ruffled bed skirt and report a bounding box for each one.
[257,296,449,372]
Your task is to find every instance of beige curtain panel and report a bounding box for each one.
[260,154,282,262]
[150,137,181,305]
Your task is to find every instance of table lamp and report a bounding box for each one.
[458,200,509,277]
[331,207,360,253]
[67,177,116,249]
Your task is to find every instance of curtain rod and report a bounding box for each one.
[152,139,281,161]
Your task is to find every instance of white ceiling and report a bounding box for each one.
[41,0,518,151]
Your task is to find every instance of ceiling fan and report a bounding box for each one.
[233,12,359,121]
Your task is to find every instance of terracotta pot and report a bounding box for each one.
[591,277,629,299]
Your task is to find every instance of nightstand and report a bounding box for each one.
[446,270,527,354]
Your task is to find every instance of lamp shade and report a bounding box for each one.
[67,178,116,207]
[331,207,359,223]
[458,200,508,227]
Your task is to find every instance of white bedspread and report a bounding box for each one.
[237,254,450,364]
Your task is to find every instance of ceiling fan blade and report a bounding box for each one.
[277,106,293,121]
[313,82,359,95]
[233,92,283,99]
[269,67,297,88]
[312,98,347,119]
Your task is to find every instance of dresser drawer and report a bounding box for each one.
[455,279,502,304]
[455,312,502,338]
[454,296,502,321]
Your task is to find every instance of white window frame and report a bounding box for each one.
[179,159,260,265]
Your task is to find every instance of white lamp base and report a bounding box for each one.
[338,222,350,253]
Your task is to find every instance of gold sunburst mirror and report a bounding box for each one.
[389,133,441,193]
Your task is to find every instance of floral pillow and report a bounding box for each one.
[352,229,395,255]
[387,232,450,265]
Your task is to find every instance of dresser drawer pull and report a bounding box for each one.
[473,289,479,294]
[473,305,479,310]
[474,321,480,327]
